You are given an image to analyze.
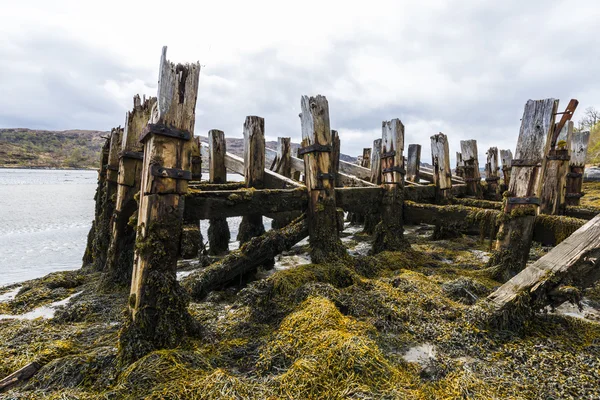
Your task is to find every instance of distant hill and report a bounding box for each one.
[0,128,108,169]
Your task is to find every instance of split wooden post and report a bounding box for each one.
[299,95,346,262]
[460,140,482,198]
[364,138,383,234]
[484,147,501,200]
[489,98,558,281]
[237,116,266,244]
[120,47,200,364]
[455,152,465,179]
[104,96,156,286]
[331,130,341,187]
[361,148,371,169]
[566,130,590,206]
[500,149,513,191]
[207,130,230,255]
[406,144,421,183]
[430,133,452,202]
[92,126,123,271]
[373,119,409,253]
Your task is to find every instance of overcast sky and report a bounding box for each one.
[1,0,599,165]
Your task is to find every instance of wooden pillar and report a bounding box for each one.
[299,95,346,263]
[460,140,482,198]
[484,147,501,200]
[406,144,421,183]
[455,152,464,179]
[191,137,202,181]
[237,116,266,244]
[373,119,409,253]
[361,148,371,169]
[540,119,572,215]
[104,96,156,286]
[500,149,513,191]
[489,98,558,282]
[430,133,452,202]
[120,47,200,364]
[271,137,299,229]
[207,130,230,255]
[566,130,590,206]
[364,138,383,234]
[331,130,341,187]
[92,126,123,272]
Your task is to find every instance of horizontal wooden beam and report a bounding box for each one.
[183,188,308,221]
[188,182,246,191]
[335,187,383,213]
[337,172,377,187]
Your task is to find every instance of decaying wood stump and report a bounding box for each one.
[237,116,267,244]
[299,95,346,262]
[104,95,156,286]
[373,119,409,253]
[488,98,558,282]
[566,130,590,206]
[207,129,231,256]
[119,47,200,365]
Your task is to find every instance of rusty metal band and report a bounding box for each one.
[567,172,583,178]
[464,177,480,182]
[381,150,397,159]
[317,172,335,180]
[507,197,540,205]
[511,159,541,167]
[382,166,406,175]
[191,157,202,164]
[104,164,119,171]
[297,143,332,156]
[191,174,202,180]
[546,154,570,161]
[119,151,144,160]
[485,177,500,182]
[565,193,584,198]
[139,123,193,142]
[150,164,192,180]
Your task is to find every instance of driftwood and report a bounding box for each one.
[0,361,41,392]
[488,213,600,325]
[183,216,309,300]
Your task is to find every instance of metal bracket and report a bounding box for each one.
[383,166,406,175]
[191,157,202,164]
[464,177,480,182]
[507,197,540,205]
[511,159,541,167]
[139,124,192,143]
[485,177,500,182]
[565,193,584,198]
[191,174,202,180]
[119,151,144,160]
[567,172,583,178]
[104,164,119,171]
[317,172,335,180]
[150,164,192,180]
[297,143,331,156]
[381,150,397,159]
[546,152,570,161]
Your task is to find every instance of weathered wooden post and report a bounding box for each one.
[104,96,156,286]
[566,130,590,206]
[299,95,346,262]
[237,116,267,244]
[207,129,231,255]
[364,139,382,234]
[460,140,482,198]
[92,126,123,271]
[539,100,578,215]
[488,98,558,281]
[484,147,501,200]
[191,137,202,181]
[119,47,200,364]
[361,148,371,169]
[455,152,464,179]
[431,133,452,202]
[500,149,513,191]
[373,119,409,253]
[331,130,341,187]
[271,137,298,229]
[406,144,421,183]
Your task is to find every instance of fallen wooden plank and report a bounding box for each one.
[0,362,41,392]
[182,216,309,300]
[183,188,308,221]
[488,213,600,322]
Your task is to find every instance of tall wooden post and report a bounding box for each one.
[373,119,409,253]
[361,148,371,169]
[489,98,558,282]
[120,47,200,364]
[104,96,156,286]
[566,130,590,206]
[431,133,452,202]
[207,130,230,255]
[271,137,298,229]
[331,130,341,187]
[455,152,464,179]
[191,137,202,181]
[182,135,204,259]
[484,147,501,200]
[299,95,346,263]
[460,140,482,198]
[237,116,266,244]
[92,126,123,271]
[406,144,421,183]
[500,149,513,191]
[364,139,383,234]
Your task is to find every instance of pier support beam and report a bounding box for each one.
[300,95,346,262]
[119,48,200,364]
[373,119,409,253]
[431,133,452,203]
[361,148,371,169]
[406,144,421,183]
[207,130,230,255]
[500,149,513,192]
[455,152,465,179]
[484,147,501,201]
[364,138,383,234]
[566,130,590,206]
[271,137,300,229]
[460,139,482,198]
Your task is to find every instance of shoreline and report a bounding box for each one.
[0,166,97,171]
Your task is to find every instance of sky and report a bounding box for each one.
[1,0,599,165]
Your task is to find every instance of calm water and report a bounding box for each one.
[0,169,97,286]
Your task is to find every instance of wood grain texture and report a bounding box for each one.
[371,139,383,184]
[431,133,452,191]
[460,139,482,198]
[209,130,227,183]
[331,130,341,187]
[569,130,590,167]
[455,152,464,178]
[406,144,421,183]
[485,147,500,200]
[361,148,371,168]
[500,149,513,188]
